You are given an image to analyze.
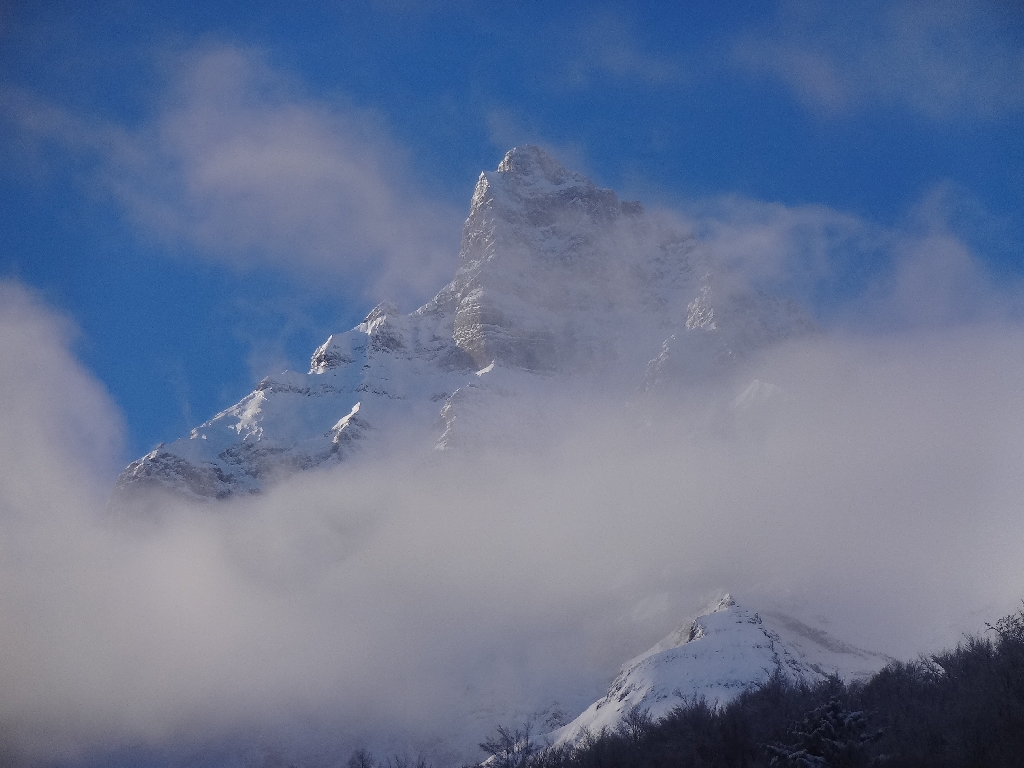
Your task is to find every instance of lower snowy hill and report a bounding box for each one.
[550,595,889,746]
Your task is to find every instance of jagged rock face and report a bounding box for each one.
[114,302,471,503]
[550,596,890,745]
[453,146,626,370]
[449,145,708,373]
[113,146,816,503]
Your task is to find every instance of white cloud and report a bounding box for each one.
[563,14,685,88]
[484,109,591,176]
[733,0,1024,119]
[3,45,463,307]
[3,275,1024,764]
[2,98,1023,760]
[675,185,1020,332]
[0,282,124,509]
[678,195,884,291]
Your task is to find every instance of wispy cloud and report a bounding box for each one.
[484,109,592,174]
[678,196,884,296]
[563,14,685,88]
[677,184,1021,330]
[733,0,1024,120]
[3,276,1024,763]
[2,44,463,307]
[0,282,124,501]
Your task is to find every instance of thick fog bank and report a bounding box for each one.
[1,280,1023,763]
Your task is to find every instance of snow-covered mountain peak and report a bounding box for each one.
[496,145,577,183]
[309,301,412,374]
[463,145,635,258]
[550,595,889,746]
[480,145,624,215]
[363,300,401,332]
[452,146,698,371]
[113,148,816,502]
[712,593,735,611]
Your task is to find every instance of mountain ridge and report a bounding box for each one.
[114,145,816,502]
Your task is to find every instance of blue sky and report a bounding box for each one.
[2,0,1022,464]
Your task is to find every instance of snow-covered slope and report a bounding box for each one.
[114,146,815,502]
[550,595,890,745]
[115,300,472,500]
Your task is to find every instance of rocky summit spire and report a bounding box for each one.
[451,145,655,370]
[496,144,579,184]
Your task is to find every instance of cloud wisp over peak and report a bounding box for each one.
[4,43,464,308]
[733,0,1024,120]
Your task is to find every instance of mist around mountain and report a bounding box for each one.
[112,146,816,504]
[1,147,1023,767]
[549,595,890,748]
[469,604,1024,768]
